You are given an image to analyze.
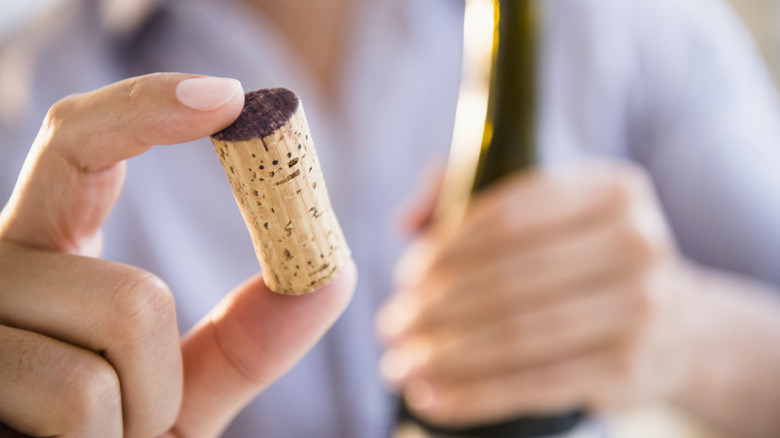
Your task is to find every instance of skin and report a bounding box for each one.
[378,163,780,438]
[0,73,356,437]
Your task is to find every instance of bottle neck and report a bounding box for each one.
[473,0,538,192]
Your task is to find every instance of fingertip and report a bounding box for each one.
[376,293,419,343]
[261,259,357,314]
[219,82,246,124]
[339,259,359,291]
[174,76,245,137]
[175,77,244,112]
[314,259,358,306]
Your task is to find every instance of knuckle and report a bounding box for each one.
[122,77,153,141]
[619,223,662,266]
[122,77,143,113]
[604,178,633,212]
[123,73,163,100]
[63,357,121,426]
[118,73,170,146]
[625,275,656,322]
[603,164,652,211]
[123,74,158,110]
[45,94,79,129]
[41,94,84,156]
[615,162,653,193]
[109,270,176,342]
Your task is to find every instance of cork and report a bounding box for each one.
[211,88,351,295]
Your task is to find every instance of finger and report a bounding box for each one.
[383,278,648,387]
[379,211,657,341]
[404,347,620,428]
[0,325,122,437]
[0,243,182,438]
[170,261,357,438]
[392,168,607,291]
[393,161,658,292]
[437,216,654,327]
[390,163,628,294]
[0,73,244,254]
[444,165,624,264]
[438,160,661,275]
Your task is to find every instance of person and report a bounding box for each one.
[1,0,780,437]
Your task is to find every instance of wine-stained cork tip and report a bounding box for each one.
[213,88,300,141]
[210,88,351,295]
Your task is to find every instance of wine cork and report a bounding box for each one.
[210,88,350,295]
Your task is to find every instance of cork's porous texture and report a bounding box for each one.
[211,88,351,295]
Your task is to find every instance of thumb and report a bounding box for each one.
[169,261,357,438]
[0,73,244,254]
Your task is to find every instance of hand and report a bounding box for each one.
[0,73,356,438]
[378,161,694,427]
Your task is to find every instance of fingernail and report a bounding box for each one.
[376,295,419,341]
[406,380,436,411]
[380,348,414,384]
[379,339,431,385]
[176,77,243,111]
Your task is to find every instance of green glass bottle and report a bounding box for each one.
[473,0,536,190]
[396,0,583,436]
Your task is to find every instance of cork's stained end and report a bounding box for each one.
[212,88,300,141]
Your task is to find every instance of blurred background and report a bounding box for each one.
[1,0,780,89]
[729,0,780,87]
[0,0,63,40]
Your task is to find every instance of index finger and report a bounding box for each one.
[0,73,244,253]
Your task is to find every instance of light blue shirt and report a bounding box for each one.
[1,0,779,436]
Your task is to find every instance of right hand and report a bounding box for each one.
[0,73,356,438]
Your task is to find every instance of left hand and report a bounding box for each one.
[377,161,697,428]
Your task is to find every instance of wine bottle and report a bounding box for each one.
[395,0,584,436]
[472,0,536,189]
